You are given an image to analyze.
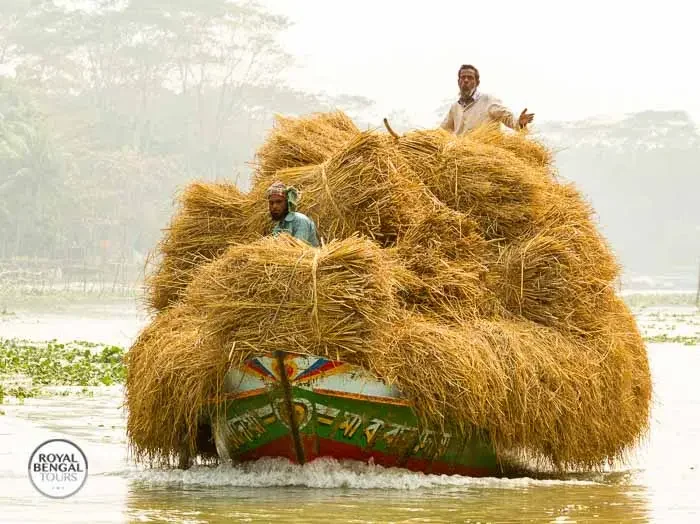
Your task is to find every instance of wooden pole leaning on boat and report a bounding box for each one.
[178,431,192,470]
[274,350,306,464]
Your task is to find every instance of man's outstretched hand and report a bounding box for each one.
[519,108,535,128]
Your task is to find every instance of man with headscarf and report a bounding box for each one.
[266,181,320,247]
[440,64,534,135]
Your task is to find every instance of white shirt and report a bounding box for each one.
[440,92,521,135]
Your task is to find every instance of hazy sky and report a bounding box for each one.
[261,0,699,128]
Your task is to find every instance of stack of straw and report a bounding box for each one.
[128,111,651,472]
[253,111,361,180]
[128,234,400,463]
[145,181,257,310]
[396,127,550,240]
[246,133,430,246]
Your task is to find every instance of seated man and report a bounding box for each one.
[266,181,320,247]
[440,64,534,135]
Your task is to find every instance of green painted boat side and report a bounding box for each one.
[209,351,503,476]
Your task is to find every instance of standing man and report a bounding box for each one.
[266,181,320,247]
[440,64,534,135]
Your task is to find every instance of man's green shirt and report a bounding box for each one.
[272,212,319,247]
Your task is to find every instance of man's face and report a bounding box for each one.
[268,194,287,221]
[458,68,478,95]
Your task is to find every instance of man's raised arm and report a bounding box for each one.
[487,98,534,130]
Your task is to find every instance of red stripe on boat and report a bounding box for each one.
[234,435,495,477]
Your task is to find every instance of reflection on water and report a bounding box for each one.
[0,303,698,522]
[124,481,649,523]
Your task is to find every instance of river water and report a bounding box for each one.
[0,300,698,523]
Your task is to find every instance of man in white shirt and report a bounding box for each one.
[440,64,534,135]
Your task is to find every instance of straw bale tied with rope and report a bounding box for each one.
[129,110,652,472]
[127,234,409,465]
[144,181,257,312]
[246,132,432,246]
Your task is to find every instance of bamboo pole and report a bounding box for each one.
[383,118,400,140]
[695,258,699,308]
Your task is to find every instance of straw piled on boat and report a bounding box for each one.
[130,111,652,471]
[467,123,555,170]
[145,181,257,311]
[185,234,403,360]
[486,182,621,333]
[127,234,405,462]
[374,307,650,470]
[396,128,550,240]
[396,199,499,321]
[125,304,229,464]
[253,111,360,180]
[246,133,431,245]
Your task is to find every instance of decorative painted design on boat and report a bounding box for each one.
[225,353,404,404]
[216,398,453,459]
[210,351,501,477]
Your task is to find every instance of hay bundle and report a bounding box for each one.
[486,182,620,333]
[128,110,651,472]
[398,196,488,262]
[467,123,554,171]
[125,304,230,465]
[247,133,430,246]
[145,181,257,311]
[397,129,549,239]
[253,111,360,181]
[601,294,653,433]
[129,234,405,465]
[185,234,403,361]
[396,199,499,321]
[374,311,651,470]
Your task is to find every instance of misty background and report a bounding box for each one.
[1,0,698,296]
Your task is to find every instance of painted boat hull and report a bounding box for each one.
[210,351,502,476]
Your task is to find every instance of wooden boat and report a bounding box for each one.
[209,350,504,476]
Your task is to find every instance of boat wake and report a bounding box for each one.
[129,457,600,490]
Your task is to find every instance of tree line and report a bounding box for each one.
[0,0,374,267]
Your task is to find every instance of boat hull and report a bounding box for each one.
[210,351,501,476]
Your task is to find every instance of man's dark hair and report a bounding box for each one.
[458,64,480,83]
